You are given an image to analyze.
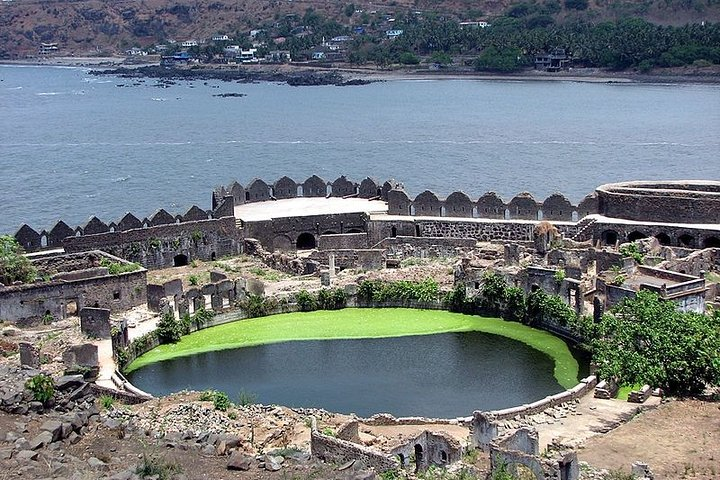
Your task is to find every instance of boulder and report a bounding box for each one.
[55,375,85,391]
[29,431,53,450]
[40,419,63,442]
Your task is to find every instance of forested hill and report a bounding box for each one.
[1,0,719,70]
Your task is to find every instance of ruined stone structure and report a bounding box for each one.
[0,251,147,325]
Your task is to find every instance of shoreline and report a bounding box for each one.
[3,56,720,85]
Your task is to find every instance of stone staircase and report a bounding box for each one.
[571,216,598,242]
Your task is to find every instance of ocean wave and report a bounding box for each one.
[111,176,131,183]
[36,92,65,96]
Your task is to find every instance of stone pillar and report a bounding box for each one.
[504,244,520,266]
[328,253,336,277]
[19,342,40,368]
[320,271,331,287]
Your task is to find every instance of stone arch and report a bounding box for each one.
[542,193,574,221]
[273,176,298,199]
[40,232,48,248]
[703,236,720,248]
[508,193,539,220]
[627,231,647,242]
[601,229,619,246]
[273,234,294,252]
[655,232,672,245]
[477,192,506,219]
[173,254,188,267]
[229,181,245,205]
[445,191,473,217]
[296,232,316,250]
[678,234,696,248]
[303,175,327,197]
[413,191,442,217]
[414,444,423,472]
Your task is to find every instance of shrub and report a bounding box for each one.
[242,294,269,318]
[25,374,54,403]
[135,454,182,480]
[553,269,566,283]
[238,389,257,406]
[619,242,644,264]
[0,235,37,285]
[156,311,181,344]
[188,274,199,286]
[212,391,231,411]
[99,394,115,410]
[295,289,317,312]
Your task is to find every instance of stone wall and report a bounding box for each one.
[310,427,398,472]
[386,188,596,222]
[597,181,720,224]
[213,175,400,207]
[0,251,147,325]
[243,212,369,252]
[62,217,242,270]
[589,220,720,250]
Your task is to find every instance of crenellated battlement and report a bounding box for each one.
[212,174,401,207]
[386,188,598,222]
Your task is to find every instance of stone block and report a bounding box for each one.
[18,342,40,368]
[79,308,111,339]
[62,343,99,369]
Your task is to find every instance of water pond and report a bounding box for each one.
[126,309,581,417]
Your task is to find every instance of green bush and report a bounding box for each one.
[199,389,232,411]
[156,311,181,344]
[242,294,270,318]
[188,274,199,286]
[619,242,644,264]
[25,374,54,403]
[295,289,318,312]
[99,394,115,410]
[0,235,37,285]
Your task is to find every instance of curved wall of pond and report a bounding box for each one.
[127,330,571,418]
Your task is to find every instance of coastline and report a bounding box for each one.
[3,56,720,85]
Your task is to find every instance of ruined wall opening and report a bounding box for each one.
[414,444,423,472]
[65,300,78,316]
[414,225,421,237]
[296,233,316,250]
[628,231,647,242]
[600,230,618,246]
[440,451,448,463]
[173,254,189,267]
[679,234,696,248]
[391,226,397,238]
[703,236,720,248]
[655,233,672,245]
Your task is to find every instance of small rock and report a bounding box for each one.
[87,456,109,470]
[227,452,253,471]
[29,431,53,450]
[265,455,283,471]
[16,450,39,461]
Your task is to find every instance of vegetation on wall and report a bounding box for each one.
[0,235,37,285]
[358,278,440,304]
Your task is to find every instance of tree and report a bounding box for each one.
[474,46,526,72]
[0,235,37,285]
[592,290,720,396]
[156,311,181,344]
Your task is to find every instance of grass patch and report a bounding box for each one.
[616,383,643,401]
[126,308,579,388]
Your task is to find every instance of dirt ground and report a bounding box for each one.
[578,398,720,479]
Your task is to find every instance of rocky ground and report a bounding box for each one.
[2,252,719,479]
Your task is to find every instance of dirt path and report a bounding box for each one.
[578,398,720,478]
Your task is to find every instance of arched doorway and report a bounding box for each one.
[601,230,619,246]
[296,233,316,250]
[702,236,720,248]
[628,231,647,242]
[679,234,696,248]
[655,233,671,246]
[414,444,423,472]
[173,254,188,267]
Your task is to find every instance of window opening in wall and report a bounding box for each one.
[211,252,216,261]
[569,289,578,310]
[222,296,230,308]
[66,300,78,316]
[414,225,421,237]
[397,453,405,466]
[391,226,397,238]
[113,291,120,300]
[204,295,212,309]
[440,451,447,463]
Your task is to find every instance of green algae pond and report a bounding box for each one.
[126,308,582,417]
